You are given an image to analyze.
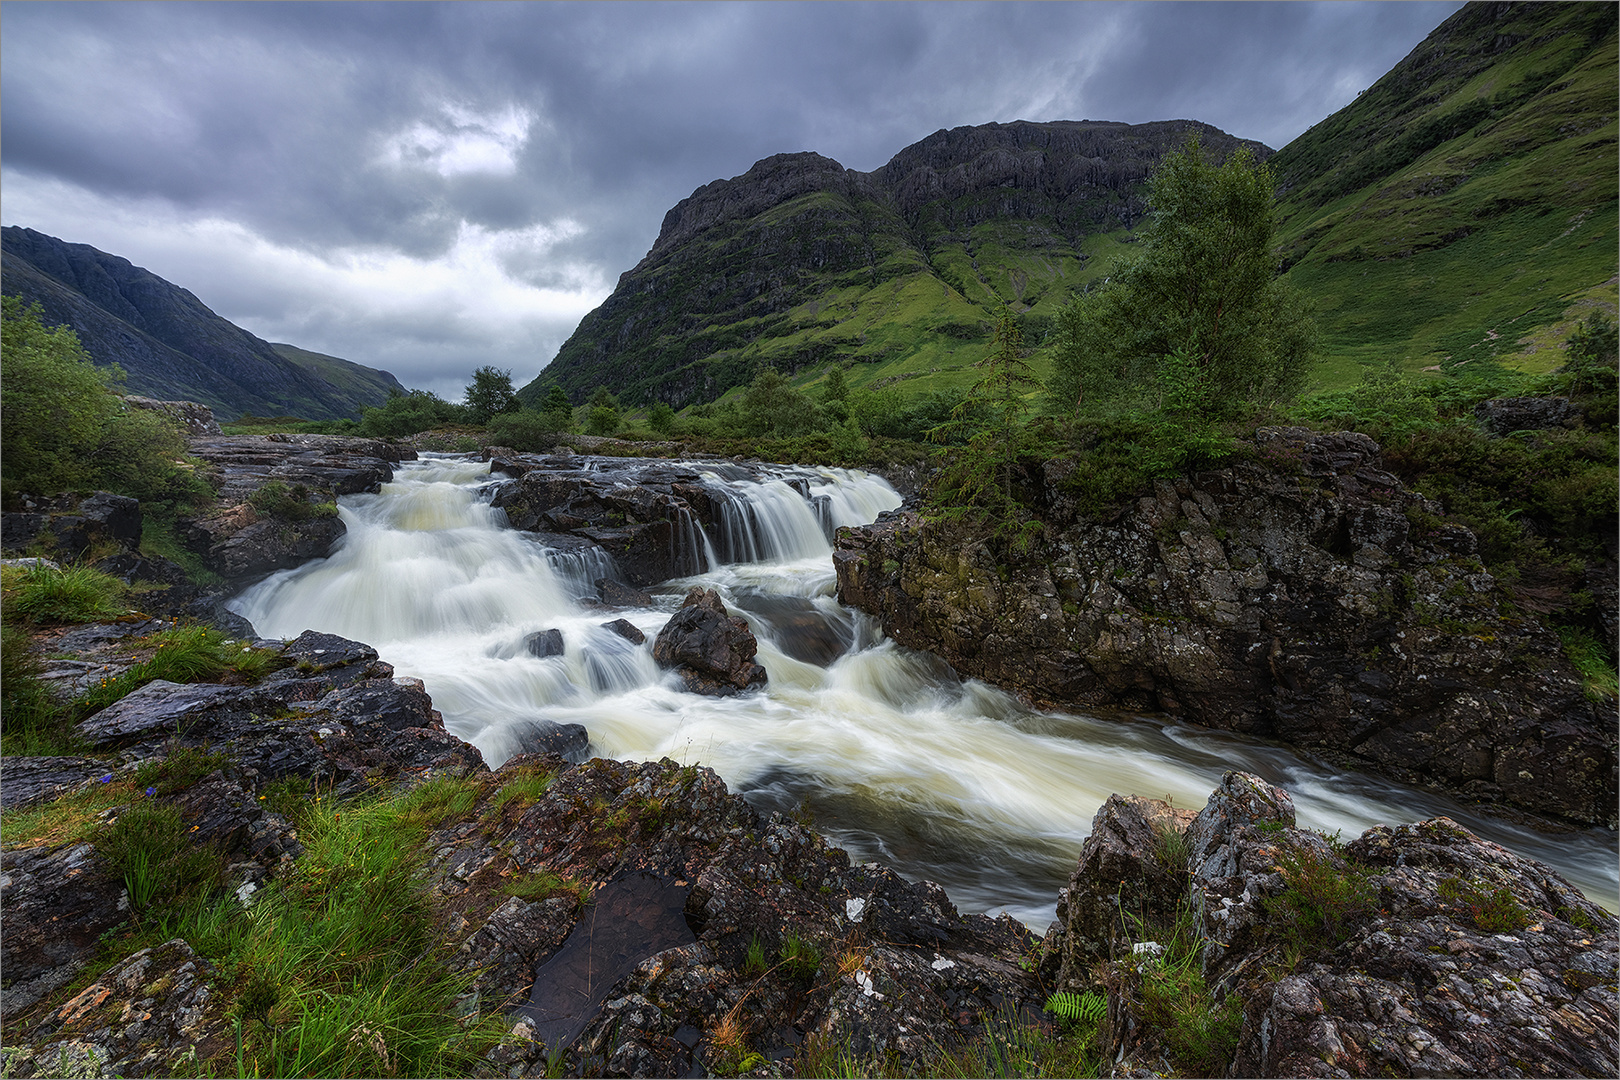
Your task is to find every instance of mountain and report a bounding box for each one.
[1,226,405,421]
[1270,0,1618,380]
[524,0,1616,409]
[520,121,1268,409]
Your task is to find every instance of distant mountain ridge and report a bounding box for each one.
[525,0,1616,408]
[521,119,1267,409]
[1,226,405,421]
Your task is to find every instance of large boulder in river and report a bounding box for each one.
[836,427,1617,826]
[652,587,767,695]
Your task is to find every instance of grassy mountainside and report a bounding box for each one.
[1,226,403,422]
[1272,0,1618,386]
[520,122,1266,409]
[270,343,405,409]
[525,1,1615,410]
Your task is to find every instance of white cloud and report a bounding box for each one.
[1,169,609,398]
[378,103,537,178]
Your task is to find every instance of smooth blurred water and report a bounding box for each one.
[232,456,1619,928]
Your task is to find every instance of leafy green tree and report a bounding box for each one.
[535,383,576,431]
[741,369,818,438]
[584,386,621,436]
[1050,138,1316,416]
[357,389,465,437]
[821,364,850,404]
[646,402,676,436]
[1558,311,1617,424]
[463,366,519,425]
[1,297,197,505]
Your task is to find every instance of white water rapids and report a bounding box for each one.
[232,455,1618,925]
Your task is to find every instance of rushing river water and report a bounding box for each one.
[232,455,1618,926]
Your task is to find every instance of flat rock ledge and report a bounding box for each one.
[3,629,1614,1078]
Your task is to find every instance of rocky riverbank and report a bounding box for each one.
[2,631,1613,1077]
[835,426,1618,828]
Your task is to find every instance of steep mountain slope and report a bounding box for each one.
[521,121,1267,409]
[1,227,404,421]
[526,1,1615,410]
[1271,0,1618,380]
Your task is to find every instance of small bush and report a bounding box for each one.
[2,562,130,624]
[778,933,823,984]
[484,409,564,451]
[501,868,591,905]
[1558,626,1619,701]
[248,480,336,521]
[1263,837,1378,958]
[1438,875,1533,933]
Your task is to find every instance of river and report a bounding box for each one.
[231,455,1618,926]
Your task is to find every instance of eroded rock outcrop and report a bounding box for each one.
[180,433,413,581]
[1044,771,1619,1078]
[836,427,1617,826]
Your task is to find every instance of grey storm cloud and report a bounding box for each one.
[1,1,1464,400]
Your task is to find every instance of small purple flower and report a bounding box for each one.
[100,774,113,784]
[145,787,157,797]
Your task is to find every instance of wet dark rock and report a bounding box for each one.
[0,844,126,1017]
[1048,772,1619,1078]
[2,491,141,560]
[178,434,412,581]
[525,628,566,658]
[0,757,110,811]
[730,591,854,665]
[428,754,1044,1079]
[836,427,1617,826]
[76,680,290,750]
[596,577,657,608]
[510,720,591,759]
[602,617,647,645]
[1475,394,1583,435]
[279,628,378,671]
[651,587,767,695]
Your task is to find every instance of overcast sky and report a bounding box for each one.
[2,1,1464,401]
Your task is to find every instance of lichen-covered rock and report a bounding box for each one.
[1053,772,1620,1078]
[416,753,1044,1078]
[4,939,230,1078]
[0,844,127,1017]
[1044,794,1195,992]
[836,428,1617,826]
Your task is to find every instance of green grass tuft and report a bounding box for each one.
[1,562,129,624]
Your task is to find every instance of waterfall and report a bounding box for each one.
[231,455,1618,926]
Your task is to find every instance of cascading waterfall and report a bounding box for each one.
[232,455,1618,926]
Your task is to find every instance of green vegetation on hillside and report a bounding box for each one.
[1271,0,1618,385]
[1,298,210,509]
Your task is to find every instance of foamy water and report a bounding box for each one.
[232,456,1619,926]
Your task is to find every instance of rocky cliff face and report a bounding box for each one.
[835,427,1617,827]
[522,120,1268,410]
